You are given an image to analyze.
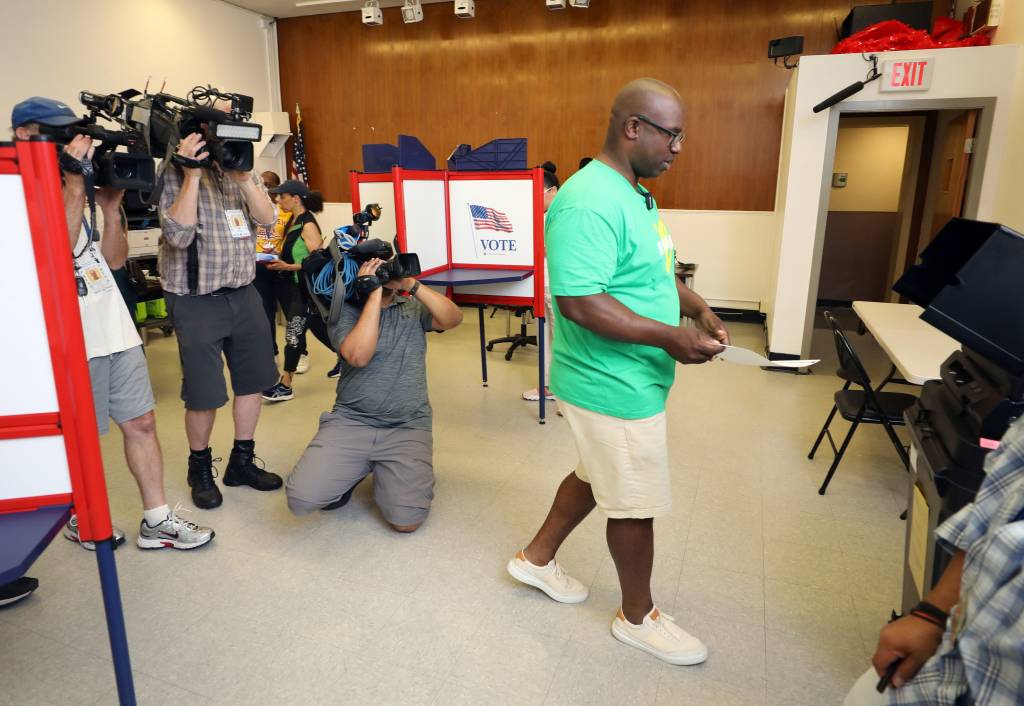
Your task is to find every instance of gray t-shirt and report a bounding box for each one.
[329,295,434,430]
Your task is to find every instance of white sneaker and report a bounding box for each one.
[136,504,215,550]
[64,514,126,551]
[611,607,708,665]
[506,549,588,604]
[296,354,310,374]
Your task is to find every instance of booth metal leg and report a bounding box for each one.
[477,306,488,387]
[95,540,136,706]
[537,315,546,424]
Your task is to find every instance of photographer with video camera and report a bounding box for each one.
[10,97,213,551]
[158,97,283,510]
[285,251,463,532]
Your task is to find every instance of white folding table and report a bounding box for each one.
[852,301,960,386]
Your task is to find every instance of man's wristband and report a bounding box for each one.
[408,281,421,297]
[909,601,949,629]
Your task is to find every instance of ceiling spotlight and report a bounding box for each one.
[401,0,423,23]
[569,0,590,6]
[455,0,475,19]
[361,0,382,26]
[546,0,566,10]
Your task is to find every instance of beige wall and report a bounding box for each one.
[992,0,1024,231]
[829,126,911,212]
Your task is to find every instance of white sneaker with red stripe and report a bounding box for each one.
[611,606,708,666]
[506,549,588,603]
[136,504,214,550]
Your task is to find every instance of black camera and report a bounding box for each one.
[352,203,382,237]
[38,90,156,191]
[133,86,262,172]
[349,238,421,285]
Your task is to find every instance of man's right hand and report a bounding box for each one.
[176,133,209,178]
[663,326,725,364]
[871,615,945,689]
[62,135,95,191]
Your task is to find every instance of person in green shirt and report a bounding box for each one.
[262,180,325,401]
[507,78,729,666]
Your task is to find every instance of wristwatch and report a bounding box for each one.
[408,281,421,297]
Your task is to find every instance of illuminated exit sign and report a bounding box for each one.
[880,59,934,92]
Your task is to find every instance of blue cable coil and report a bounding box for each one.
[313,228,361,303]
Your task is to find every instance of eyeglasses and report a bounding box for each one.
[634,114,685,149]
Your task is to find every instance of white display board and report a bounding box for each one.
[356,180,397,242]
[400,179,448,272]
[0,436,71,501]
[448,179,535,266]
[0,175,59,416]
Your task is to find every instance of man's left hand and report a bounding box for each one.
[696,308,730,345]
[398,277,418,292]
[95,186,125,214]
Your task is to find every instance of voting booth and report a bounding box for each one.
[0,140,135,704]
[351,166,550,421]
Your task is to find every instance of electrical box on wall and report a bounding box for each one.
[832,173,848,188]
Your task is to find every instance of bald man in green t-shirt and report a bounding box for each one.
[507,78,728,666]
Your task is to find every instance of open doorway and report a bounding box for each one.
[815,108,979,311]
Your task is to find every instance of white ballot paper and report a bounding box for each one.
[716,345,819,369]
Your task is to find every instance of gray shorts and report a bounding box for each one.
[88,345,156,435]
[164,284,278,410]
[286,412,435,527]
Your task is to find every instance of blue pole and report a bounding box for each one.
[94,540,136,706]
[477,305,488,387]
[537,315,546,424]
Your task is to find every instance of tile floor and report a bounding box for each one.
[0,309,913,705]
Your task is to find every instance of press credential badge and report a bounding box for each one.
[225,209,251,239]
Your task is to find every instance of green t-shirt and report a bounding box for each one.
[546,160,679,419]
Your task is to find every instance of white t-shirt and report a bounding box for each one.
[73,210,142,359]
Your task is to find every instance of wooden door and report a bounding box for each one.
[926,110,978,243]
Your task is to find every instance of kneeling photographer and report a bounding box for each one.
[285,248,463,532]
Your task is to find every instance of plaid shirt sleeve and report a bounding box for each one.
[157,165,197,249]
[889,417,1024,706]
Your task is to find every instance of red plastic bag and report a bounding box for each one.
[831,18,990,55]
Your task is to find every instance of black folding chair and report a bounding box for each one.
[809,311,916,495]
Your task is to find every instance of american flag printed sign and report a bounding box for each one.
[469,204,514,233]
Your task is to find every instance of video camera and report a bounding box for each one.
[346,203,421,286]
[138,85,262,172]
[38,90,156,192]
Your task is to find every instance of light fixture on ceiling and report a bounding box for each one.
[361,0,383,26]
[546,0,566,10]
[454,0,475,18]
[401,0,424,23]
[569,0,591,6]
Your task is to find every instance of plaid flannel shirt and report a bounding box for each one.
[158,166,274,295]
[889,416,1024,706]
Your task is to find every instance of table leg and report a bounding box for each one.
[477,305,488,387]
[537,315,546,424]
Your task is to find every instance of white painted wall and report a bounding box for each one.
[991,0,1024,232]
[0,0,283,174]
[769,45,1021,357]
[829,126,910,212]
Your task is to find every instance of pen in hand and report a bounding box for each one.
[876,658,904,693]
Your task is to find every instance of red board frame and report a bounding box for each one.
[0,141,113,542]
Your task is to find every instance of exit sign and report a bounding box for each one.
[880,59,934,92]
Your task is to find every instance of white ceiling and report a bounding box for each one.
[222,0,455,19]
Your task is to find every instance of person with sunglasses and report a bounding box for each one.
[506,78,727,666]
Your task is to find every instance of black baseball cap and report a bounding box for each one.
[268,179,310,197]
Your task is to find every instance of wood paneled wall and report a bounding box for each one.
[277,0,931,210]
